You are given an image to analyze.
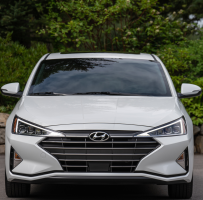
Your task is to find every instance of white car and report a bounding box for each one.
[1,53,201,198]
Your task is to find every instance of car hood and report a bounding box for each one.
[16,96,182,130]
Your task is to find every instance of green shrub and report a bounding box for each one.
[0,33,48,108]
[38,0,194,52]
[157,39,203,125]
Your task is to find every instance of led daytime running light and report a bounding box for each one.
[137,118,186,137]
[13,117,65,137]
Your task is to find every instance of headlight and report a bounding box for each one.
[12,116,65,137]
[136,118,186,137]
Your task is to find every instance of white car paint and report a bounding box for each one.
[3,53,196,184]
[1,83,20,94]
[15,96,182,128]
[181,83,201,94]
[47,52,154,60]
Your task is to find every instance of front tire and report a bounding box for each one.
[5,172,30,197]
[168,178,193,199]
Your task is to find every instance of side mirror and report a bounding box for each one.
[178,83,202,99]
[1,83,23,98]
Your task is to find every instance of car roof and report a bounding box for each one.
[46,52,155,61]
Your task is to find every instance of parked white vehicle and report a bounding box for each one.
[1,53,201,198]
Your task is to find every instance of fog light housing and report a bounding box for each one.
[177,152,185,169]
[10,147,23,170]
[176,148,189,171]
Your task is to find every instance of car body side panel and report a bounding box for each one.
[5,102,63,177]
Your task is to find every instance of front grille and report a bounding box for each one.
[39,132,160,173]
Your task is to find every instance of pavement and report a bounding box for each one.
[0,154,203,200]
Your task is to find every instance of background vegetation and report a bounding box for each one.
[0,0,203,125]
[0,33,47,112]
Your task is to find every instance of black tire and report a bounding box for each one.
[5,172,30,198]
[168,178,193,199]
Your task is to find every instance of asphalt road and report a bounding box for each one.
[0,154,203,200]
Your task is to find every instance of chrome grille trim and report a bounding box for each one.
[43,147,154,150]
[62,165,88,168]
[51,153,147,156]
[41,141,157,144]
[59,159,140,162]
[39,133,160,173]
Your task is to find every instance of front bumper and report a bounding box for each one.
[5,132,194,184]
[11,176,187,185]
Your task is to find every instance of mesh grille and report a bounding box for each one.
[39,132,160,173]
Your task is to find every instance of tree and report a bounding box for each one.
[159,0,203,24]
[38,0,193,52]
[0,0,49,48]
[0,33,47,107]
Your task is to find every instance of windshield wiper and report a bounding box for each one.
[29,92,70,96]
[72,92,139,96]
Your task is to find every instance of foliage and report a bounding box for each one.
[0,0,50,48]
[0,105,15,114]
[0,0,202,50]
[159,0,203,24]
[0,33,47,107]
[38,0,194,52]
[157,39,203,125]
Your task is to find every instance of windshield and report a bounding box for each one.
[28,58,171,96]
